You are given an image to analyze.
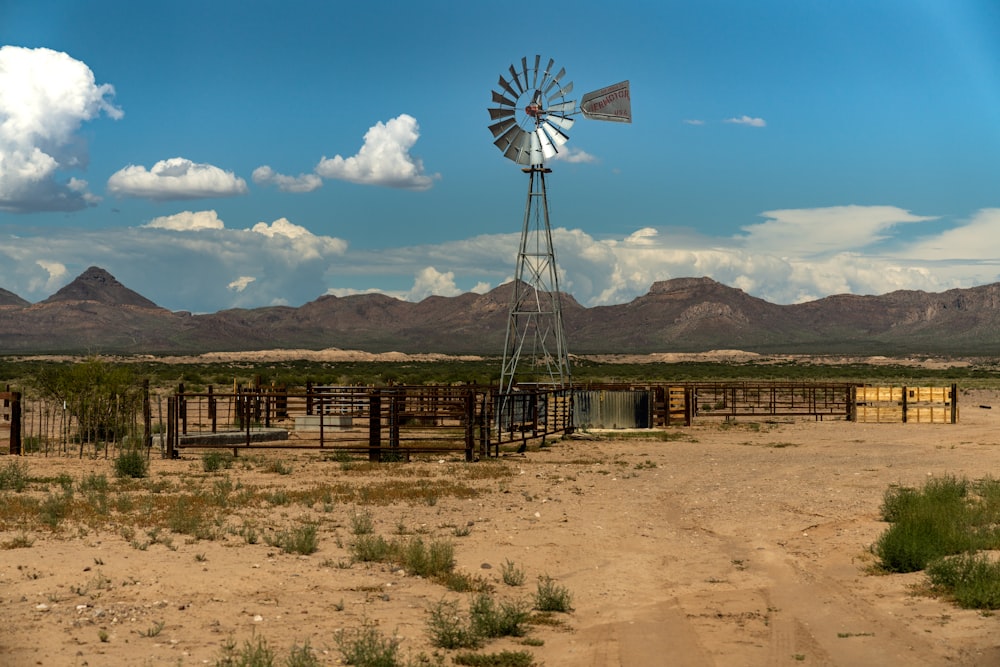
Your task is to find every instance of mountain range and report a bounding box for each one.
[2,266,1000,356]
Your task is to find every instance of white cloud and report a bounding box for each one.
[2,204,1000,314]
[252,165,322,193]
[724,115,767,127]
[898,208,1000,260]
[0,46,122,212]
[31,260,68,293]
[407,267,463,301]
[554,147,598,164]
[228,276,255,292]
[144,210,225,231]
[315,114,439,190]
[249,217,348,262]
[683,119,705,126]
[740,206,936,254]
[107,157,248,200]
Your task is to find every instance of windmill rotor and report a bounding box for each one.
[488,55,578,166]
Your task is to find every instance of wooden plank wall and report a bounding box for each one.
[853,384,957,424]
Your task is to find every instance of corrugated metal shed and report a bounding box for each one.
[575,390,651,429]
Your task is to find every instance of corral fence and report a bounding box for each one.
[2,381,958,457]
[163,384,573,460]
[572,382,959,428]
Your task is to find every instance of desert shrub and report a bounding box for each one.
[453,651,536,667]
[40,490,73,529]
[0,459,29,492]
[426,599,481,650]
[285,641,320,667]
[501,559,526,587]
[79,472,109,493]
[335,623,402,667]
[401,537,454,578]
[470,593,530,639]
[350,511,375,535]
[874,475,1000,573]
[533,576,572,613]
[202,450,235,472]
[215,635,275,666]
[350,534,393,563]
[274,524,319,555]
[114,446,149,479]
[926,552,1000,609]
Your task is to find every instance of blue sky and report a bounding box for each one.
[2,0,1000,313]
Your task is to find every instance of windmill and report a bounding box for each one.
[488,55,631,396]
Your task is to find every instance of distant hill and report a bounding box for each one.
[0,287,29,308]
[2,267,1000,356]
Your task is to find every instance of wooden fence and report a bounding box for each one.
[852,384,958,423]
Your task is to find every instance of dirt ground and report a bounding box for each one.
[2,389,1000,666]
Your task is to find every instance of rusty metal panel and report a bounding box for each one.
[574,390,650,429]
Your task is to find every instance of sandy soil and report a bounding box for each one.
[2,390,1000,666]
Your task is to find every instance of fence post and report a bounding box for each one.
[902,386,908,424]
[166,396,176,459]
[368,389,382,462]
[951,383,958,424]
[208,385,217,433]
[464,388,475,462]
[8,392,21,455]
[142,380,152,450]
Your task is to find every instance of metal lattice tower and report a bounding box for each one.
[499,162,570,393]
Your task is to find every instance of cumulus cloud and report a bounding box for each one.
[315,114,439,190]
[252,165,322,193]
[248,217,348,262]
[724,115,767,127]
[0,46,122,212]
[407,267,463,301]
[31,260,68,293]
[554,147,598,164]
[228,276,255,292]
[144,210,225,231]
[107,157,248,200]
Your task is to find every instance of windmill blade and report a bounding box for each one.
[508,64,524,94]
[541,120,570,145]
[498,74,518,99]
[528,131,544,164]
[491,90,517,107]
[543,114,575,132]
[506,130,532,164]
[497,126,525,155]
[546,100,576,114]
[521,56,529,92]
[488,106,515,120]
[544,67,566,95]
[531,54,540,88]
[535,127,558,159]
[488,117,518,138]
[536,57,555,93]
[548,81,573,102]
